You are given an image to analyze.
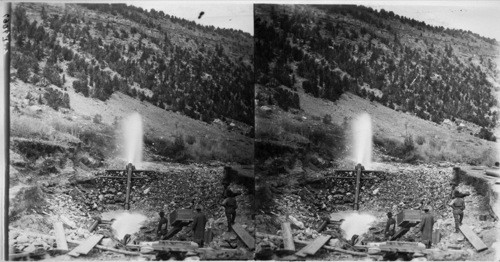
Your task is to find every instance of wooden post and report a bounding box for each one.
[88,218,101,232]
[354,167,362,210]
[125,163,133,210]
[281,222,295,252]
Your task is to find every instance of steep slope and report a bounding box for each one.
[255,4,499,136]
[12,2,254,126]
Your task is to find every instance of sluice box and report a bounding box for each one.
[169,209,195,227]
[396,210,422,227]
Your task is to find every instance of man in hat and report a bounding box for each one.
[157,211,168,240]
[449,191,466,233]
[192,205,207,247]
[385,212,396,240]
[419,206,435,248]
[222,190,238,232]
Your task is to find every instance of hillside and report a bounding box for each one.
[255,4,499,137]
[12,2,254,126]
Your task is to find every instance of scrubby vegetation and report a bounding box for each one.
[374,133,497,165]
[255,5,499,136]
[12,3,254,125]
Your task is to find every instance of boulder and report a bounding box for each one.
[16,234,29,244]
[23,244,36,253]
[100,238,116,248]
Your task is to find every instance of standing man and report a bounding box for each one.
[192,205,207,247]
[222,190,238,232]
[419,206,435,248]
[157,211,168,240]
[385,212,396,240]
[449,191,466,233]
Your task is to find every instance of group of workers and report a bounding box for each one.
[384,181,469,248]
[156,177,239,247]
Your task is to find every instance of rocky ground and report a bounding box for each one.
[255,161,498,261]
[8,161,255,260]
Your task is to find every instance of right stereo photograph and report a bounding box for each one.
[254,3,500,261]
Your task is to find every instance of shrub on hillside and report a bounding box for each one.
[185,135,196,145]
[374,135,424,163]
[415,135,426,145]
[93,114,103,124]
[73,79,89,97]
[145,134,189,163]
[42,63,63,87]
[323,114,332,125]
[476,127,496,142]
[44,87,70,111]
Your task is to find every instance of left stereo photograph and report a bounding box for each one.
[7,2,255,260]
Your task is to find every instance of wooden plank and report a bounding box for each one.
[295,235,331,257]
[231,223,255,250]
[68,234,104,257]
[11,229,139,256]
[281,222,295,251]
[161,226,185,240]
[256,232,367,257]
[9,252,31,260]
[53,221,68,251]
[460,225,488,252]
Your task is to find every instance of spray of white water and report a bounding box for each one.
[351,113,373,168]
[121,113,143,166]
[103,211,147,239]
[340,212,377,239]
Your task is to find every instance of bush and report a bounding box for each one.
[145,134,189,163]
[415,135,426,145]
[476,127,496,142]
[42,63,63,87]
[11,113,53,139]
[73,79,89,97]
[44,88,70,111]
[323,114,332,125]
[185,135,196,145]
[93,114,102,124]
[374,135,423,163]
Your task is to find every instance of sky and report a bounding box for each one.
[126,1,254,35]
[127,1,500,42]
[364,1,500,43]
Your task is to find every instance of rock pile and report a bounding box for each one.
[359,165,453,215]
[77,166,232,218]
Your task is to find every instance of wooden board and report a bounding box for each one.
[295,235,331,257]
[231,223,255,250]
[281,222,295,251]
[68,234,104,257]
[460,225,488,252]
[161,225,186,240]
[53,221,68,251]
